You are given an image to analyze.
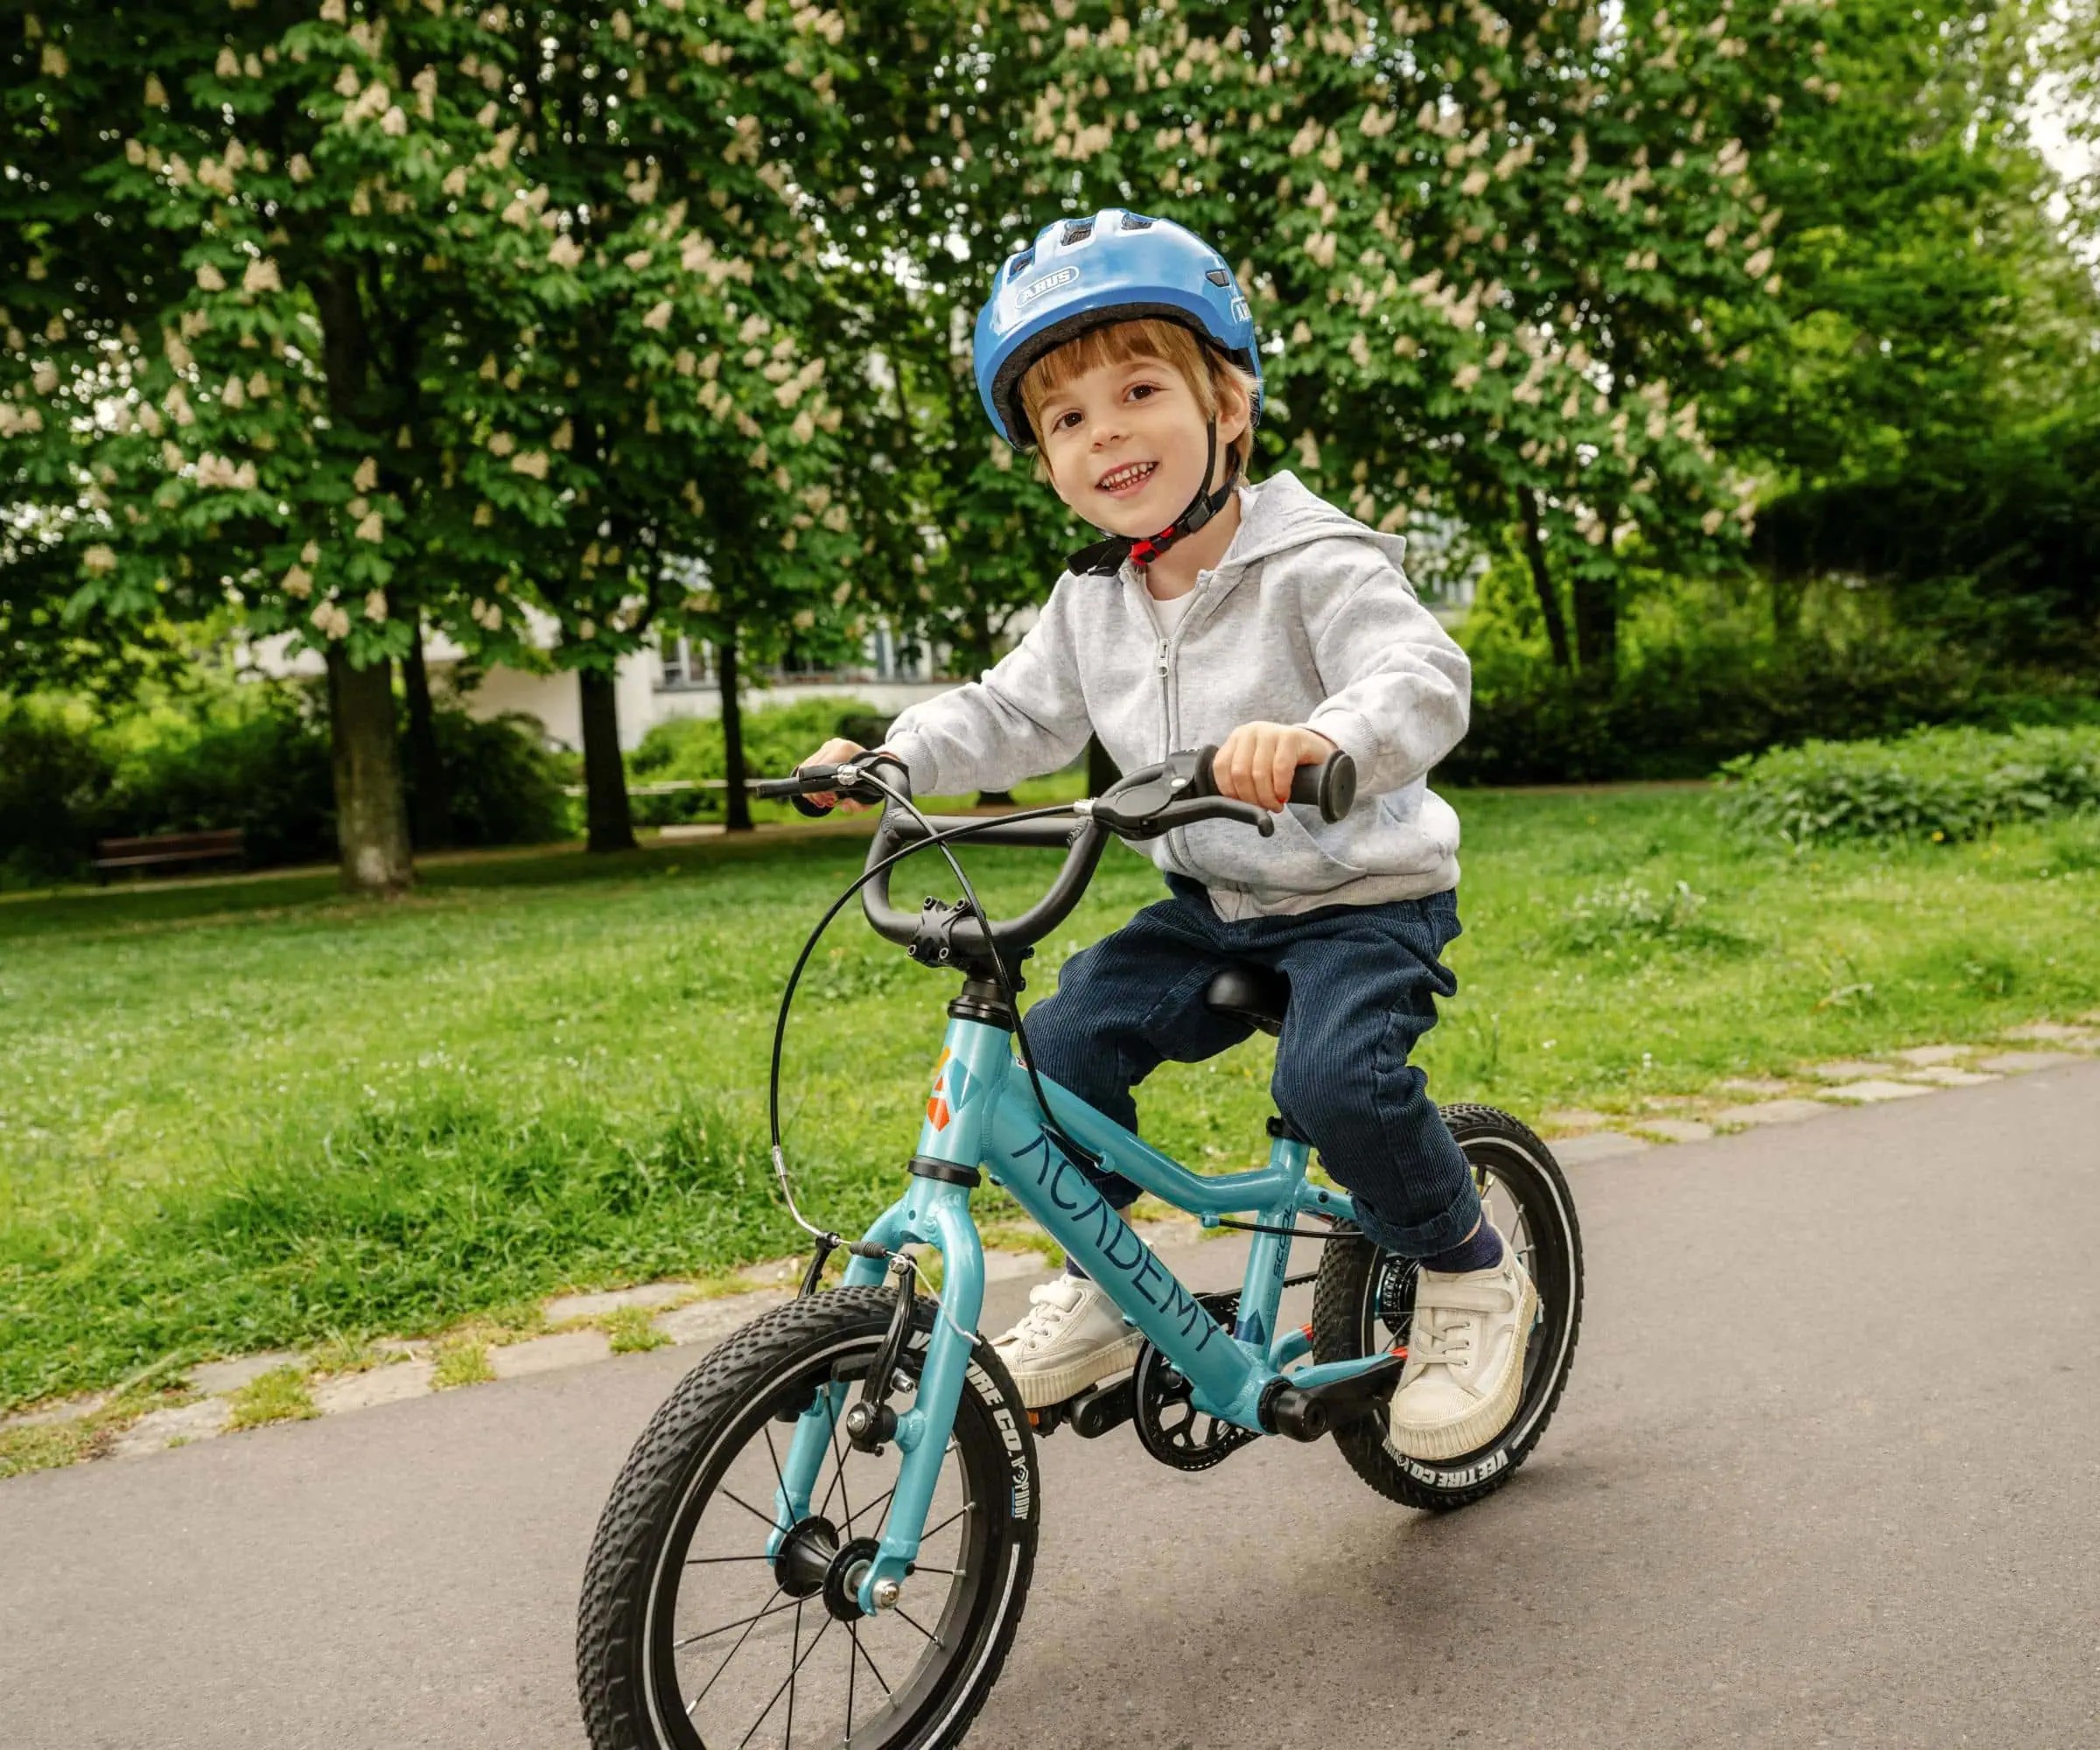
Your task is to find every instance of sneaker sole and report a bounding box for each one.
[1387,1272,1541,1462]
[1003,1333,1144,1410]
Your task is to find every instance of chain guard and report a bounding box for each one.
[1131,1291,1259,1473]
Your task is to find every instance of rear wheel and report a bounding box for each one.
[577,1287,1040,1749]
[1312,1103,1582,1511]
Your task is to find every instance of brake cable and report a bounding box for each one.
[763,788,1102,1258]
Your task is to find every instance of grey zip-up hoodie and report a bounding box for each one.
[884,472,1469,920]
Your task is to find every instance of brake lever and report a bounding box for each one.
[1092,794,1275,841]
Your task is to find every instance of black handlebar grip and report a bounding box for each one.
[1290,750,1356,822]
[1188,746,1356,822]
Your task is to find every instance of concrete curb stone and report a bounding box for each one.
[1713,1098,1830,1128]
[1816,1079,1934,1103]
[312,1361,437,1414]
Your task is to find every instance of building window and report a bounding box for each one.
[659,636,711,690]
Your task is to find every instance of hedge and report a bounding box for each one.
[1716,724,2100,846]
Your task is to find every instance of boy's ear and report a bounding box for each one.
[1216,375,1253,447]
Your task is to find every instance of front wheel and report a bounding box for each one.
[577,1287,1040,1750]
[1312,1102,1583,1511]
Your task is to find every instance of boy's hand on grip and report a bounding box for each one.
[800,738,866,812]
[1214,722,1337,813]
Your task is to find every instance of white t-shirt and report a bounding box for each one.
[1147,586,1197,641]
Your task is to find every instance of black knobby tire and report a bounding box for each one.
[1312,1103,1583,1511]
[577,1287,1040,1749]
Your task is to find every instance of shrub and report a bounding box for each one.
[417,708,571,848]
[626,696,878,824]
[1717,724,2100,846]
[0,680,570,881]
[1441,636,2098,787]
[0,697,113,885]
[102,690,335,867]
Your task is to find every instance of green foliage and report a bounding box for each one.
[1444,624,2098,785]
[1560,879,1716,950]
[626,695,875,823]
[0,683,568,884]
[1718,725,2100,846]
[415,709,570,850]
[223,1365,318,1431]
[1,1088,782,1406]
[0,696,114,884]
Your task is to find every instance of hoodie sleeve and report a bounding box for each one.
[880,578,1095,797]
[1296,537,1471,795]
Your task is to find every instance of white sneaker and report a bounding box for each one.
[990,1277,1143,1409]
[1387,1232,1537,1460]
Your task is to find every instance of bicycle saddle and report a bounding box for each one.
[1203,963,1290,1036]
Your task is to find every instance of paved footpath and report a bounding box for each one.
[5,1062,2100,1749]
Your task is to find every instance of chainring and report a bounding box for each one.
[1131,1290,1259,1473]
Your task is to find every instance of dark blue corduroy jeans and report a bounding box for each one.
[1019,876,1480,1259]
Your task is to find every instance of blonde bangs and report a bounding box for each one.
[1018,317,1256,473]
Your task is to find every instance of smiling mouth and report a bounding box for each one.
[1096,460,1158,494]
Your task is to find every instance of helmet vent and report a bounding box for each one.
[1005,248,1036,282]
[1060,218,1096,247]
[1205,268,1232,286]
[1119,213,1156,231]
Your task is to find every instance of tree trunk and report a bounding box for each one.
[718,628,752,832]
[1516,486,1573,671]
[1087,735,1120,797]
[578,667,637,852]
[401,616,452,850]
[325,647,413,896]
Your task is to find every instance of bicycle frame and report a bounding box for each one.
[770,1011,1396,1614]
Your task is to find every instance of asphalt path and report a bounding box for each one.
[5,1062,2099,1749]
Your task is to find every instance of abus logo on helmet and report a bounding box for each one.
[1014,266,1078,309]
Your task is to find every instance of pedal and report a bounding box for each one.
[1068,1375,1136,1439]
[1027,1376,1136,1440]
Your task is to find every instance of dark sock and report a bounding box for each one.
[1418,1222,1503,1275]
[1062,1204,1137,1283]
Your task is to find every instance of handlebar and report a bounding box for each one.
[756,745,1358,969]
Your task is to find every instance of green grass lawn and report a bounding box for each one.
[4,784,2097,1410]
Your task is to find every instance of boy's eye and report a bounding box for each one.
[1128,383,1156,401]
[1052,410,1082,431]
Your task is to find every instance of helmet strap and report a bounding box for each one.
[1065,419,1241,578]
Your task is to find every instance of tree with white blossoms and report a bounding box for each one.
[981,0,1827,675]
[1,0,558,892]
[435,0,865,845]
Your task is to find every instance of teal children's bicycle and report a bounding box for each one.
[576,749,1583,1750]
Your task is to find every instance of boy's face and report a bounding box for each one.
[1031,351,1248,536]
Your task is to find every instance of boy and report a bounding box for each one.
[802,209,1533,1461]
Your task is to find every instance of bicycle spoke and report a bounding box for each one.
[764,1424,788,1503]
[690,1602,769,1718]
[686,1553,774,1567]
[892,1603,942,1648]
[908,1561,956,1577]
[919,1499,974,1544]
[845,1600,857,1740]
[719,1488,786,1535]
[850,1621,892,1698]
[783,1600,801,1748]
[847,1481,896,1540]
[734,1614,834,1750]
[827,1404,855,1530]
[675,1592,795,1651]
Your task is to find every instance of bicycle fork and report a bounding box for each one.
[767,1178,987,1618]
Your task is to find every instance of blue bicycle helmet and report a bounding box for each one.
[973,208,1262,450]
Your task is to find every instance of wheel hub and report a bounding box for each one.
[822,1535,884,1622]
[773,1515,840,1600]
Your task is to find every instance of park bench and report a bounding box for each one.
[92,828,248,879]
